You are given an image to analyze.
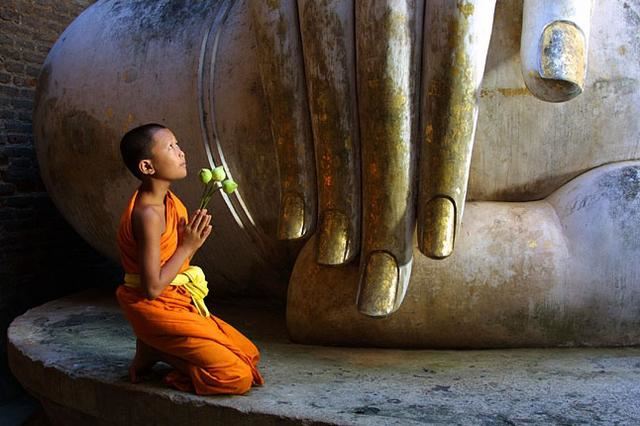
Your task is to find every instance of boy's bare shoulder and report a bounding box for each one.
[131,203,164,233]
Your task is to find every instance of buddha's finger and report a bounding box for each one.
[417,0,496,259]
[355,0,422,317]
[298,0,361,265]
[250,0,317,240]
[521,0,594,103]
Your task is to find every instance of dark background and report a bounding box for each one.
[0,0,121,408]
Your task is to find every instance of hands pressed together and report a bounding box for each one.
[179,209,212,257]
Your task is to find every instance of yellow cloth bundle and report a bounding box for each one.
[123,265,210,317]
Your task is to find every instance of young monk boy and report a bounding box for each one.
[115,123,264,395]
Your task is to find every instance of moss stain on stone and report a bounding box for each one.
[457,1,474,19]
[480,87,531,98]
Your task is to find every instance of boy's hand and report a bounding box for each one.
[179,209,212,256]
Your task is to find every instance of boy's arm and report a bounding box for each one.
[133,207,210,300]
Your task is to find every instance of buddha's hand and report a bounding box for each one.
[250,0,592,316]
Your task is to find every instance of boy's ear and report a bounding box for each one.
[138,159,155,176]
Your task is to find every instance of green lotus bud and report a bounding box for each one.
[199,168,213,184]
[211,165,226,182]
[222,179,238,194]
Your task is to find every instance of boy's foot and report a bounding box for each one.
[129,339,160,383]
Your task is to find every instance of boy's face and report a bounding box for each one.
[139,128,187,181]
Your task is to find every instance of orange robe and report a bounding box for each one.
[115,189,264,395]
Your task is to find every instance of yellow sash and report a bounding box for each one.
[123,265,210,317]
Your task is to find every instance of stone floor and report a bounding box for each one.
[7,289,640,425]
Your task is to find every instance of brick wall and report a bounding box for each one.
[0,0,122,403]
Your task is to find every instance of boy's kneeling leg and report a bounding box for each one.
[192,360,253,395]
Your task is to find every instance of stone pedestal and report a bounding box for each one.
[8,289,640,425]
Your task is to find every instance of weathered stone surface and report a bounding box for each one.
[8,290,640,425]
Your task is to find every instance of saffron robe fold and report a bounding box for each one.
[116,190,264,395]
